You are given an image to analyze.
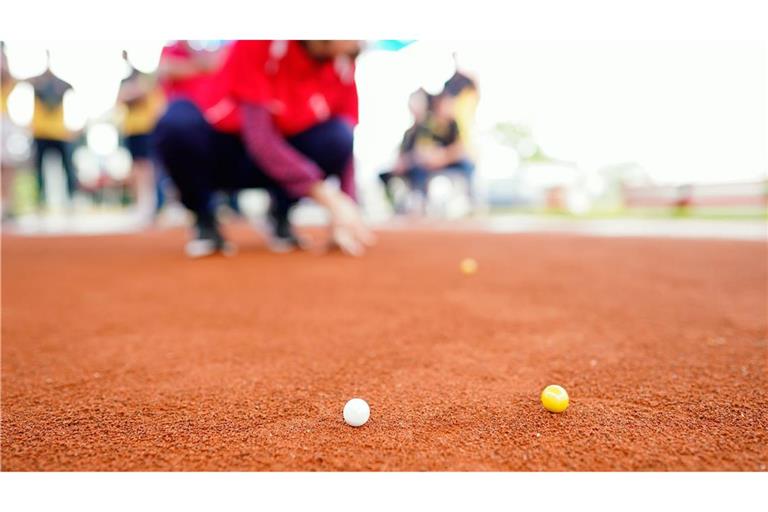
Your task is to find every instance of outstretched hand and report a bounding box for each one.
[310,182,376,256]
[328,193,376,256]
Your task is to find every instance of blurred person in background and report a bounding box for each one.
[29,52,78,211]
[157,40,225,108]
[118,51,165,223]
[443,55,479,152]
[378,87,429,212]
[154,40,375,257]
[380,91,475,214]
[1,42,18,221]
[156,40,239,217]
[440,57,479,212]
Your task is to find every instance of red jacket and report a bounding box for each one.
[202,40,359,136]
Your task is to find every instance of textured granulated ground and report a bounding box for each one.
[2,225,767,471]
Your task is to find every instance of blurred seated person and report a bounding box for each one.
[378,88,427,209]
[379,90,474,213]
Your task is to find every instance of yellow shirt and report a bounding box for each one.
[453,88,479,152]
[0,80,13,116]
[31,74,73,141]
[32,96,71,141]
[121,86,165,136]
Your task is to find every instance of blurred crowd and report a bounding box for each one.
[0,41,479,234]
[1,40,231,224]
[3,40,764,243]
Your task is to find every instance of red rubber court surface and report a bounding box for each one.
[2,225,767,471]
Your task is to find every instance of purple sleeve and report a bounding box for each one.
[340,158,357,201]
[240,103,323,198]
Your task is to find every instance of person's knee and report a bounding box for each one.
[153,101,207,153]
[323,118,354,168]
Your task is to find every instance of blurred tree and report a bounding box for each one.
[493,122,550,163]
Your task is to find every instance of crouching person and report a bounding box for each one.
[154,40,375,257]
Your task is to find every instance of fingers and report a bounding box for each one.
[331,220,376,257]
[332,226,364,257]
[328,196,376,256]
[352,222,377,248]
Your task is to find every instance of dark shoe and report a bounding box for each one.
[265,207,307,253]
[185,217,236,258]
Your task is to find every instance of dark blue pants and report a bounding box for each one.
[33,138,77,205]
[152,100,353,223]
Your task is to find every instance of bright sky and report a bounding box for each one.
[356,41,767,185]
[5,40,766,185]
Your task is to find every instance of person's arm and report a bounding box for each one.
[308,180,375,256]
[240,103,374,255]
[392,154,410,175]
[419,143,464,171]
[240,103,325,198]
[118,75,150,105]
[422,122,466,170]
[391,126,418,174]
[440,140,466,165]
